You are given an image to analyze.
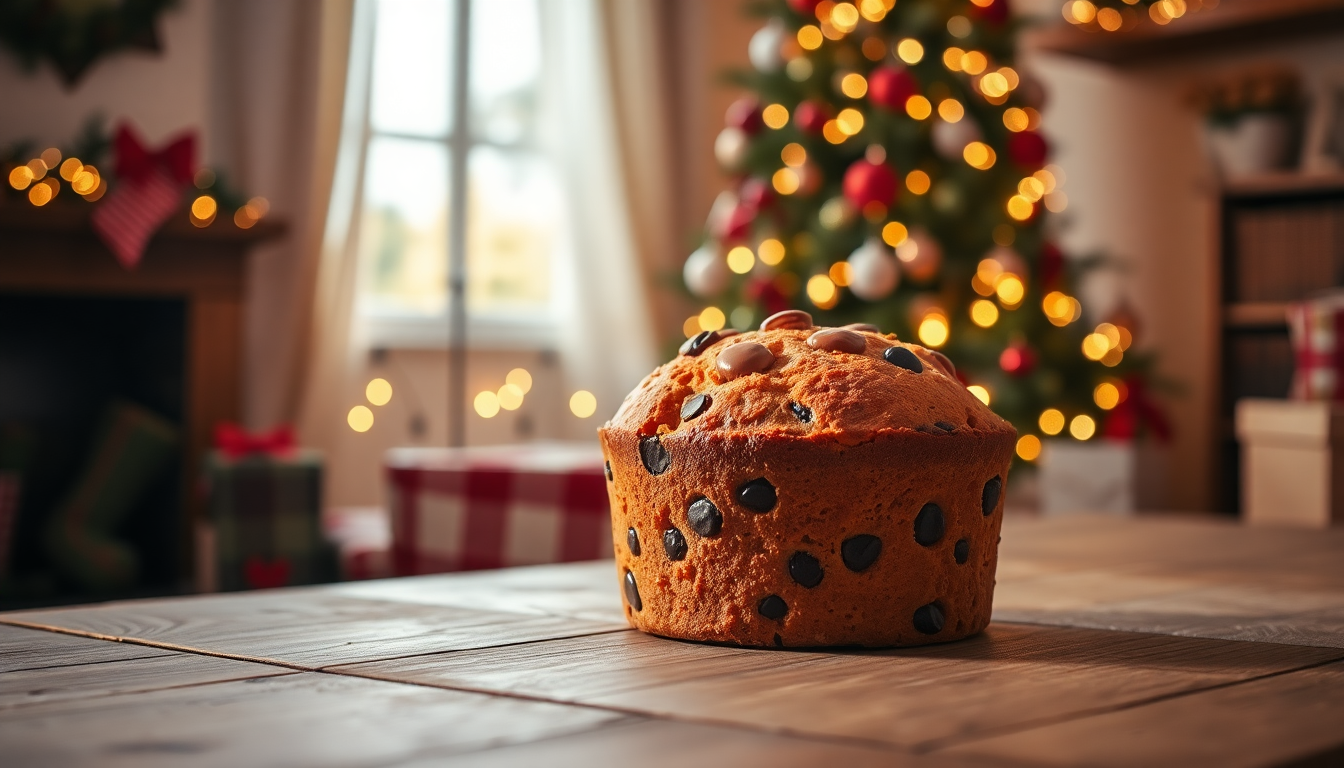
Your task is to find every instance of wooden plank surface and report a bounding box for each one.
[0,653,291,710]
[945,660,1344,768]
[335,622,1344,752]
[0,590,625,668]
[0,671,624,768]
[0,624,173,673]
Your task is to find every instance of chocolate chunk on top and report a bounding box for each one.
[883,346,924,373]
[736,477,777,513]
[789,401,813,423]
[663,527,687,561]
[758,594,788,620]
[843,322,882,333]
[914,503,945,546]
[807,328,867,354]
[841,534,882,572]
[982,475,1002,517]
[760,309,813,331]
[687,498,722,537]
[680,393,711,421]
[639,436,670,475]
[788,551,823,588]
[716,342,775,380]
[679,329,736,357]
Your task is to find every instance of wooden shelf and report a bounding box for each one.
[1221,172,1344,200]
[1224,302,1290,329]
[0,198,286,243]
[1027,0,1344,65]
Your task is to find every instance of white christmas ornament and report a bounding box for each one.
[714,127,750,171]
[684,244,731,298]
[896,227,943,282]
[847,238,901,301]
[748,21,786,73]
[931,119,982,160]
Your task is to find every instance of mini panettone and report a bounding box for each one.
[598,310,1016,648]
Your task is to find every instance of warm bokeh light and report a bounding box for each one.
[1065,0,1098,24]
[28,182,52,206]
[1043,291,1081,326]
[1094,381,1122,410]
[943,46,965,71]
[840,73,868,98]
[960,50,987,75]
[1018,176,1046,201]
[82,178,106,202]
[938,99,964,123]
[348,405,374,432]
[947,15,972,37]
[918,315,949,347]
[570,390,597,418]
[507,367,533,394]
[683,316,702,338]
[963,142,996,170]
[762,103,790,129]
[829,261,852,287]
[1003,107,1029,132]
[1082,333,1110,361]
[1016,434,1042,461]
[859,0,888,22]
[970,299,999,328]
[1070,414,1096,440]
[26,158,48,180]
[980,72,1009,98]
[995,274,1025,306]
[59,157,82,181]
[1097,7,1123,30]
[831,2,860,31]
[1102,346,1124,367]
[1096,322,1121,348]
[1039,408,1066,436]
[758,238,786,265]
[475,390,501,418]
[837,108,864,135]
[40,147,61,169]
[806,274,838,308]
[1117,326,1133,351]
[1034,170,1057,194]
[772,168,800,195]
[1007,195,1034,221]
[498,383,524,410]
[71,170,98,195]
[726,246,755,274]
[699,305,727,331]
[822,120,848,144]
[905,170,931,195]
[798,25,823,50]
[861,36,887,60]
[905,95,932,120]
[781,143,807,167]
[967,385,991,406]
[192,195,218,220]
[8,165,33,190]
[896,38,924,64]
[1045,191,1069,212]
[365,377,393,406]
[881,221,908,247]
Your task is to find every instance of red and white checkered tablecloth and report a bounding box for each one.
[385,442,613,576]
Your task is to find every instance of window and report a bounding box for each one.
[357,0,566,346]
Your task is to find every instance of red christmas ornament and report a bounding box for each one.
[746,276,790,317]
[786,0,824,15]
[1008,131,1049,168]
[868,66,919,111]
[725,97,763,135]
[999,343,1037,377]
[739,177,774,213]
[968,0,1009,25]
[842,159,899,209]
[793,100,831,134]
[718,202,755,242]
[1039,241,1064,289]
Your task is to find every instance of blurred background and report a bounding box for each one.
[2,0,1342,607]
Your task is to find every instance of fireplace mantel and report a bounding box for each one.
[0,200,285,588]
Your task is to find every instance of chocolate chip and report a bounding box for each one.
[623,570,642,611]
[760,309,813,331]
[639,436,670,475]
[627,527,641,556]
[934,421,957,433]
[773,633,784,647]
[914,503,945,547]
[843,322,882,333]
[716,342,775,380]
[954,538,969,564]
[807,327,867,354]
[687,498,722,537]
[663,527,687,561]
[982,475,1002,517]
[604,461,612,481]
[841,534,882,572]
[736,478,777,513]
[758,594,788,620]
[788,552,823,588]
[789,401,813,423]
[913,602,944,634]
[883,346,923,373]
[681,393,711,421]
[679,329,735,357]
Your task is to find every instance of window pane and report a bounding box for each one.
[467,146,561,313]
[470,0,541,145]
[370,0,452,137]
[359,136,448,315]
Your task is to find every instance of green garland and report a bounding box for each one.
[0,0,178,86]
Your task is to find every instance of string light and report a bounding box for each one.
[570,390,597,418]
[758,238,786,265]
[840,73,868,99]
[896,38,924,64]
[947,15,972,37]
[858,0,888,22]
[1098,7,1123,30]
[1016,434,1042,461]
[905,95,932,120]
[938,99,964,123]
[967,385,991,405]
[762,104,790,129]
[71,168,99,195]
[829,261,853,287]
[1007,195,1034,221]
[1039,408,1065,436]
[683,316,703,338]
[906,170,931,195]
[365,378,393,406]
[1064,0,1097,24]
[497,383,524,410]
[475,390,501,418]
[59,157,82,181]
[960,51,988,75]
[1018,177,1045,201]
[963,142,996,170]
[1043,291,1081,326]
[918,313,949,347]
[29,181,53,206]
[822,120,848,144]
[26,159,47,180]
[1082,333,1110,361]
[8,165,33,190]
[830,2,859,31]
[980,72,1009,98]
[1094,381,1122,410]
[726,246,755,274]
[837,108,864,135]
[970,299,999,327]
[1003,108,1029,132]
[348,405,374,432]
[506,368,533,394]
[40,147,61,169]
[996,275,1025,307]
[781,143,807,167]
[882,221,908,247]
[1070,414,1096,440]
[806,274,838,308]
[772,168,800,195]
[943,47,965,71]
[699,306,727,331]
[798,25,823,50]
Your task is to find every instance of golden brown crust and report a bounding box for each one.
[599,326,1016,647]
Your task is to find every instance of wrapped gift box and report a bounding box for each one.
[1236,398,1344,527]
[200,448,336,591]
[386,442,612,576]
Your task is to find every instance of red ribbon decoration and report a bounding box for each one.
[213,423,297,459]
[1102,376,1172,443]
[111,123,196,186]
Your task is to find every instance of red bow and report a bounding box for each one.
[1103,377,1172,443]
[112,123,196,186]
[214,423,297,459]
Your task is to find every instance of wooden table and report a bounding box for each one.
[3,516,1343,767]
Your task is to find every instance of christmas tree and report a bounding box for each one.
[682,0,1165,464]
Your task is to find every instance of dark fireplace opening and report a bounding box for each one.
[0,293,186,608]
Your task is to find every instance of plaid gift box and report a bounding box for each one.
[203,449,336,591]
[1289,293,1344,401]
[386,442,612,576]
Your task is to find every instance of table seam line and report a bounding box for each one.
[317,627,637,671]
